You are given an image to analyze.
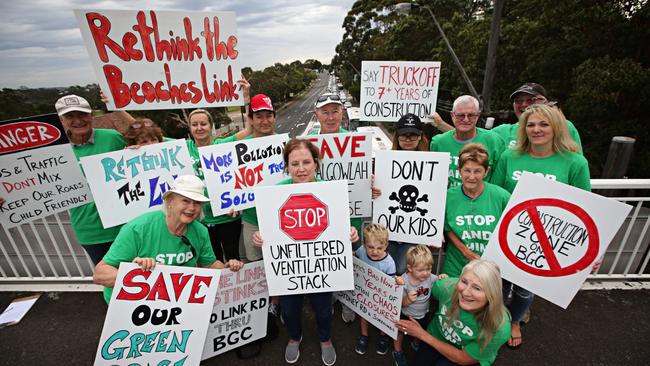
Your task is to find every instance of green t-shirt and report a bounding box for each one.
[442,183,511,277]
[491,120,582,152]
[186,136,240,225]
[491,149,591,193]
[101,210,217,303]
[427,278,511,366]
[70,129,125,245]
[429,128,505,188]
[309,127,348,135]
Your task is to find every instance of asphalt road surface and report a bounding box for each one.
[0,288,648,365]
[275,72,330,137]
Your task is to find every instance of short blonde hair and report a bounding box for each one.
[406,245,433,269]
[363,223,389,247]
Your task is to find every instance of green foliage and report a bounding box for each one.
[332,0,650,177]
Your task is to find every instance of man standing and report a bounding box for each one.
[429,95,505,187]
[492,82,582,149]
[313,93,348,134]
[56,94,126,265]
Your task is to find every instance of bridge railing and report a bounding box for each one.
[1,179,648,291]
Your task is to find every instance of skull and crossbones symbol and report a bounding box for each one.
[389,185,428,216]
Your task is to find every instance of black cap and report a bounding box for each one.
[510,83,547,100]
[396,113,423,134]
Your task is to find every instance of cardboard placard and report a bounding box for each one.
[360,61,441,122]
[75,9,243,110]
[94,263,220,366]
[202,261,269,359]
[255,181,354,296]
[0,114,92,227]
[372,150,450,246]
[80,139,194,228]
[481,173,632,308]
[199,134,289,215]
[335,257,403,339]
[301,132,373,218]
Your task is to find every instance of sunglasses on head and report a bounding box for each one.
[132,120,154,129]
[317,94,341,103]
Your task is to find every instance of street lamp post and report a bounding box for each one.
[395,2,480,101]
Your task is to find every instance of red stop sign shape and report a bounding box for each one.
[279,194,329,241]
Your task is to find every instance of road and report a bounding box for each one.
[275,71,330,137]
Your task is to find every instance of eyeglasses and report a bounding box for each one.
[131,120,154,129]
[316,94,341,103]
[452,113,480,120]
[514,96,547,104]
[180,235,197,258]
[398,134,421,141]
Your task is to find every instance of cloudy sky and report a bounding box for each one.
[0,0,356,88]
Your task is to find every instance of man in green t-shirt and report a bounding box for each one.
[429,95,505,187]
[55,94,127,265]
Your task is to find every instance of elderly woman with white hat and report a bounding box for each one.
[93,175,243,303]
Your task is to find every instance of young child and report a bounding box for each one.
[392,245,447,366]
[355,223,403,356]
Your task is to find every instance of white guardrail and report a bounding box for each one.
[1,179,649,291]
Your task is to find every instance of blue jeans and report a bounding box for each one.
[415,342,479,366]
[280,292,333,342]
[387,241,416,276]
[502,279,534,323]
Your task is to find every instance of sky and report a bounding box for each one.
[0,0,356,88]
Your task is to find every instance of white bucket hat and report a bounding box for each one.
[162,175,209,203]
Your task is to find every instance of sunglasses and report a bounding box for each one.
[316,94,341,103]
[132,120,154,129]
[453,113,480,120]
[514,96,547,104]
[180,235,197,258]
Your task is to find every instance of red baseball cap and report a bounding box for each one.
[250,94,274,113]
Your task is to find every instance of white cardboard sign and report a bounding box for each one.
[75,9,243,110]
[300,132,373,218]
[0,114,92,228]
[372,150,450,246]
[202,261,269,360]
[481,173,632,308]
[255,180,354,296]
[199,134,289,215]
[360,61,441,122]
[80,139,194,228]
[335,257,403,339]
[94,262,220,366]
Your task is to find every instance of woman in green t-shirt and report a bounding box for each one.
[442,143,510,277]
[396,260,510,366]
[491,103,590,349]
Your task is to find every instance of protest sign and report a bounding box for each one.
[372,150,450,246]
[0,114,92,227]
[482,173,632,308]
[301,132,372,218]
[202,261,268,360]
[360,61,441,122]
[75,9,243,110]
[80,139,194,228]
[255,180,354,296]
[199,134,289,215]
[335,257,402,339]
[95,262,220,366]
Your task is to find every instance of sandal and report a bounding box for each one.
[507,336,523,349]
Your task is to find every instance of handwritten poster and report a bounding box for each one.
[199,134,289,215]
[202,261,268,359]
[482,173,632,308]
[360,61,441,122]
[335,257,403,339]
[373,150,450,246]
[0,114,92,227]
[75,9,243,110]
[255,181,354,296]
[95,262,220,366]
[301,132,372,218]
[80,139,194,228]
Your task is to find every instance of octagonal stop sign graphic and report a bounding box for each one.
[279,194,329,241]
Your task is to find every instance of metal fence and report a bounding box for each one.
[1,179,649,291]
